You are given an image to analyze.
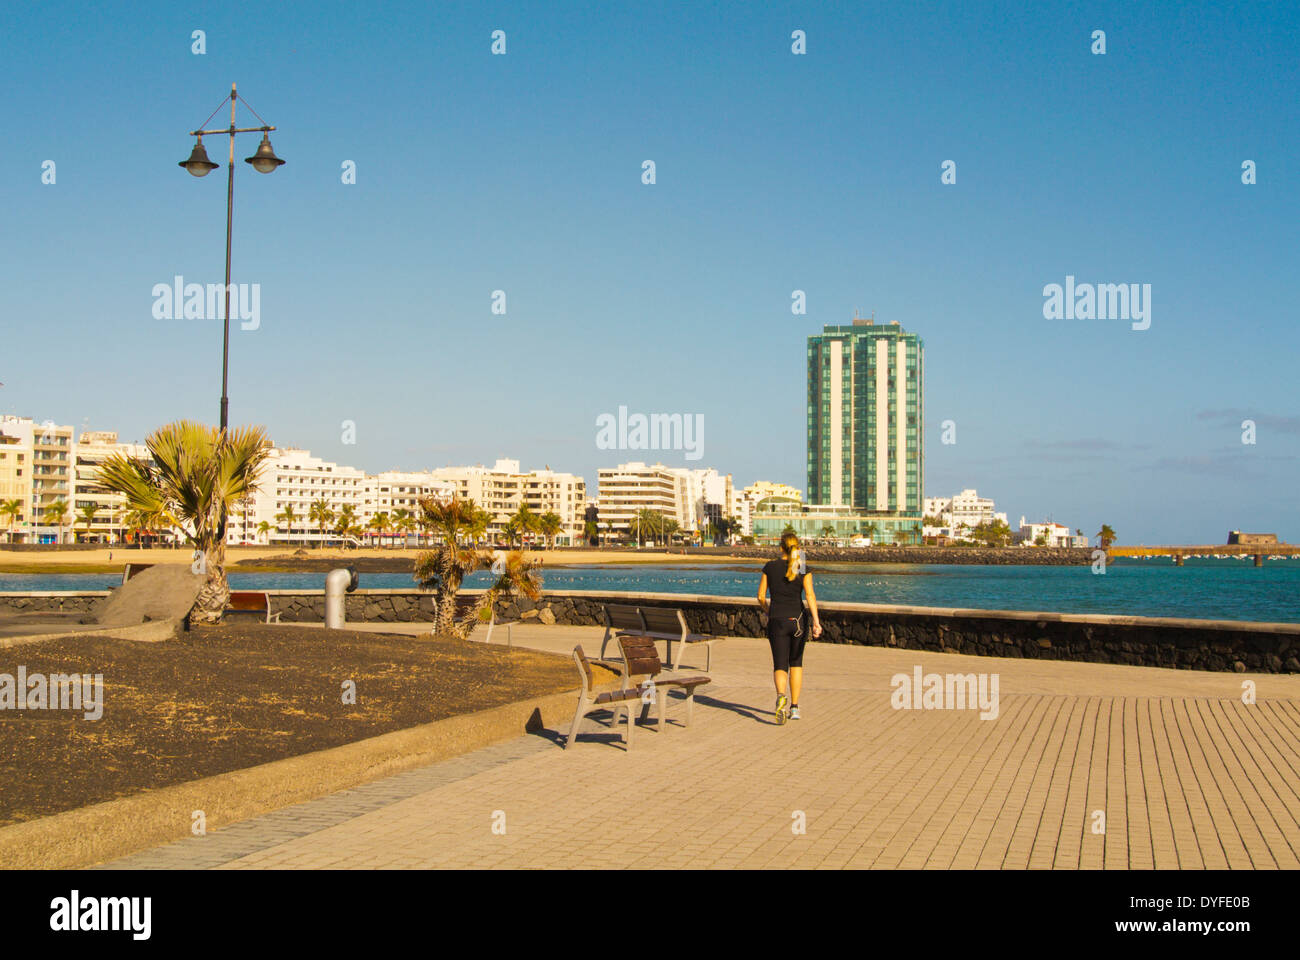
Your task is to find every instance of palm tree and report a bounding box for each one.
[506,504,538,548]
[538,511,562,548]
[256,520,272,544]
[45,500,69,545]
[369,511,391,548]
[335,504,357,547]
[0,499,22,543]
[309,498,334,549]
[414,496,541,640]
[276,504,298,548]
[75,503,99,543]
[392,508,414,548]
[97,421,270,622]
[1098,524,1116,550]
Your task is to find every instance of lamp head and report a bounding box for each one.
[179,137,219,177]
[244,133,285,173]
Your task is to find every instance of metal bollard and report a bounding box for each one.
[325,566,359,629]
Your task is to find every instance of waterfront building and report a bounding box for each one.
[744,481,803,503]
[923,489,1008,538]
[429,459,587,545]
[73,430,153,543]
[594,461,738,542]
[754,316,924,544]
[1015,519,1083,548]
[0,416,75,543]
[0,422,31,542]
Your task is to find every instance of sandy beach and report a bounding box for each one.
[0,546,743,574]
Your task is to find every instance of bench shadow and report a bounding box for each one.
[692,693,776,725]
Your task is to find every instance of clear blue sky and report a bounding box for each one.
[2,1,1297,544]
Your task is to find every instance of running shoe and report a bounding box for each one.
[774,694,789,725]
[789,705,801,720]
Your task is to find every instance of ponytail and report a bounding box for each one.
[780,532,801,581]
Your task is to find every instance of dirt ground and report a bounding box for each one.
[0,624,612,827]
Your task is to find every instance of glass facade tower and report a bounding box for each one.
[806,319,924,516]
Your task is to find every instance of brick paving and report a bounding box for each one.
[104,624,1300,869]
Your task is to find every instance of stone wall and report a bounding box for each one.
[3,589,1295,673]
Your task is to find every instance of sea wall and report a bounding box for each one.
[6,589,1296,673]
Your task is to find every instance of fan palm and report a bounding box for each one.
[414,496,541,639]
[369,511,390,548]
[44,500,69,545]
[276,504,298,548]
[539,511,562,548]
[75,503,99,543]
[97,421,270,622]
[309,498,334,549]
[0,499,22,543]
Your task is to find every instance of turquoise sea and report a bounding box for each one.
[2,557,1297,623]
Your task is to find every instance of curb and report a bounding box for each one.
[0,618,181,649]
[0,679,605,870]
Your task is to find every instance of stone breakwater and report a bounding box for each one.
[3,588,1295,673]
[707,546,1094,565]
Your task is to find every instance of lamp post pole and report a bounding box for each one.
[179,82,285,432]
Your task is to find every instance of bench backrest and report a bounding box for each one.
[638,606,686,637]
[227,591,269,612]
[605,603,643,631]
[617,635,662,679]
[573,645,594,694]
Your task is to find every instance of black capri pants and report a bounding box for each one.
[767,613,807,671]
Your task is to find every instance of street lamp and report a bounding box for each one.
[179,82,285,431]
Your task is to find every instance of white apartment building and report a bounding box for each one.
[924,489,1008,536]
[429,459,587,544]
[595,462,738,541]
[0,424,31,543]
[734,481,804,536]
[73,430,153,543]
[227,447,367,546]
[0,416,76,543]
[1016,518,1088,548]
[744,481,803,503]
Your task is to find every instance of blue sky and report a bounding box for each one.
[2,1,1297,543]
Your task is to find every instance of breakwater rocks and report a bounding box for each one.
[0,594,104,614]
[699,546,1094,566]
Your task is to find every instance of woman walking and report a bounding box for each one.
[757,532,821,724]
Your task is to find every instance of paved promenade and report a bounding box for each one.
[104,624,1300,869]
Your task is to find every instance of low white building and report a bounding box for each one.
[924,489,1008,539]
[1016,518,1084,548]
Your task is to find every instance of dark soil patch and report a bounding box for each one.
[0,624,607,827]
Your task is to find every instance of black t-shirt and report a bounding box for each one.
[762,558,809,619]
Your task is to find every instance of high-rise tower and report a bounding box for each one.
[806,316,923,514]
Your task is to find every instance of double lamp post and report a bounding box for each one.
[178,82,285,431]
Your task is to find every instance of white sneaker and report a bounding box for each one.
[789,705,801,720]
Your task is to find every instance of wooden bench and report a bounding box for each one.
[636,606,721,672]
[223,591,281,624]
[617,634,711,730]
[439,595,517,646]
[566,645,646,751]
[599,602,645,661]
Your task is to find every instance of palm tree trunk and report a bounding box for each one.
[191,540,229,624]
